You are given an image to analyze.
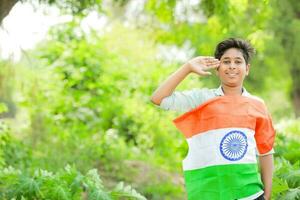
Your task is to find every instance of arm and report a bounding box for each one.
[150,63,191,105]
[150,56,220,105]
[259,154,274,200]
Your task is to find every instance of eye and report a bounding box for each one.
[235,61,242,64]
[223,60,230,64]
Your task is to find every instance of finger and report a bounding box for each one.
[207,63,220,69]
[204,59,220,65]
[202,56,216,60]
[206,60,219,65]
[203,64,219,71]
[201,71,212,76]
[204,57,219,60]
[205,61,220,67]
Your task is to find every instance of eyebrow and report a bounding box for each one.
[222,57,243,60]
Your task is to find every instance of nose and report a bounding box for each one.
[229,63,236,70]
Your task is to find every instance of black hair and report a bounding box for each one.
[214,38,255,64]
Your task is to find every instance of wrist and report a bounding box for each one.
[263,190,271,200]
[182,62,192,73]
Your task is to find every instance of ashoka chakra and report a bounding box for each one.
[219,130,248,161]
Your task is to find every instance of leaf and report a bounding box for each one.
[286,170,300,188]
[88,188,111,200]
[111,182,147,200]
[85,169,104,189]
[51,184,71,200]
[273,176,289,195]
[279,187,300,200]
[13,175,42,199]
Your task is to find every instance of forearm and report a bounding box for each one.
[150,63,191,105]
[259,154,274,200]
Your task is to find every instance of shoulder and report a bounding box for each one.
[244,91,269,114]
[159,87,218,112]
[243,88,265,104]
[246,94,265,104]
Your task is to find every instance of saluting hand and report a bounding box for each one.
[186,56,220,76]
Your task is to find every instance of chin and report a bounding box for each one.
[223,81,240,87]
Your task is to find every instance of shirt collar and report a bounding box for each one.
[215,85,250,97]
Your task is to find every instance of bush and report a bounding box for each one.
[0,165,146,200]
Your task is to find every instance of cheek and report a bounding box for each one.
[218,67,227,74]
[241,66,248,73]
[217,64,225,71]
[219,64,226,69]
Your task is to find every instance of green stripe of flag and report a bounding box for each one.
[184,163,263,200]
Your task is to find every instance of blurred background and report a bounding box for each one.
[0,0,299,199]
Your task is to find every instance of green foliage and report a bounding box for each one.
[4,20,185,198]
[1,0,300,199]
[0,165,146,200]
[273,158,300,200]
[111,182,147,200]
[269,0,300,116]
[22,20,185,170]
[29,0,103,15]
[0,103,8,113]
[144,0,176,23]
[275,119,300,164]
[0,121,31,169]
[273,119,300,199]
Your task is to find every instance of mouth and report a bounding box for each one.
[225,72,239,78]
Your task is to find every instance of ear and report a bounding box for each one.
[245,64,250,76]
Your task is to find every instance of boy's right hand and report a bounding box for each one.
[186,56,220,76]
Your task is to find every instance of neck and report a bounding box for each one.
[221,84,243,96]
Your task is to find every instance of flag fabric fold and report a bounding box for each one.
[173,96,275,200]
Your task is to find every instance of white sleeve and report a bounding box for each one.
[256,148,275,156]
[159,88,207,112]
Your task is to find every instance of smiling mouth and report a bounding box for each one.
[225,72,239,77]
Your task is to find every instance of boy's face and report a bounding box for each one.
[216,48,250,87]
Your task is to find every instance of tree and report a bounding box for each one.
[144,0,300,116]
[0,0,105,24]
[270,0,300,117]
[2,0,299,116]
[0,0,18,24]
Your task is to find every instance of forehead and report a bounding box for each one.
[221,48,244,59]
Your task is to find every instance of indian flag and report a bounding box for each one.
[173,95,275,200]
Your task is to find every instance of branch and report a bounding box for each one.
[0,0,19,25]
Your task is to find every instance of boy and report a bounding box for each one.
[151,38,275,200]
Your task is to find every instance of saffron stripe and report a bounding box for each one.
[173,96,275,154]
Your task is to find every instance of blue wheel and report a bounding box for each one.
[220,130,248,161]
